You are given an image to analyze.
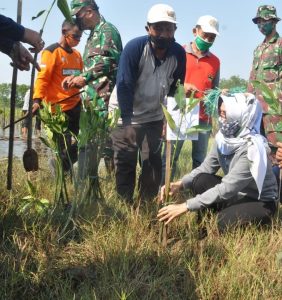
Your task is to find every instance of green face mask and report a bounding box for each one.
[195,35,213,52]
[258,21,274,36]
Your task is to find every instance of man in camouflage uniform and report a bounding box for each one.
[248,5,282,147]
[64,0,122,176]
[248,5,282,200]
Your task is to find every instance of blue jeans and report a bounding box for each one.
[161,123,211,185]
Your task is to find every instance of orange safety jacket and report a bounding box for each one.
[33,43,83,112]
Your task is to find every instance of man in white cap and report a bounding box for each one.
[109,4,186,202]
[161,15,220,184]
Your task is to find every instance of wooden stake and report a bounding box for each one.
[162,139,172,247]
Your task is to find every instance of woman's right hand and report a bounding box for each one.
[159,180,183,204]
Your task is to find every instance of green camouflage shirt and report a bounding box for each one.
[248,32,282,112]
[81,15,122,105]
[248,32,282,148]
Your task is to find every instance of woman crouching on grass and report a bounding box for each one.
[158,92,279,232]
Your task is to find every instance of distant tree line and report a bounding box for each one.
[0,83,29,108]
[0,76,248,109]
[219,75,248,90]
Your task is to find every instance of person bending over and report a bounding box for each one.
[158,92,278,232]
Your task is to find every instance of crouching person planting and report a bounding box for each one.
[157,92,278,233]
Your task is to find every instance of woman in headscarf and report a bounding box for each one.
[157,92,278,232]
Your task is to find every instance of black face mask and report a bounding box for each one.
[149,36,175,49]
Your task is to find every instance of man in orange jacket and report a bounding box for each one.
[33,19,83,172]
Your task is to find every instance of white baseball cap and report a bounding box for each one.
[196,15,219,35]
[147,4,177,24]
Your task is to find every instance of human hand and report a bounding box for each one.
[184,83,198,97]
[32,102,41,114]
[62,75,86,90]
[124,125,136,145]
[22,28,44,53]
[9,42,40,71]
[276,142,282,168]
[62,75,75,90]
[159,180,183,204]
[157,202,187,225]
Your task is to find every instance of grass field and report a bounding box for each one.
[0,141,281,299]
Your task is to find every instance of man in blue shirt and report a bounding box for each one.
[109,4,186,202]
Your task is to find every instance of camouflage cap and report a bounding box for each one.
[70,0,99,16]
[252,5,281,24]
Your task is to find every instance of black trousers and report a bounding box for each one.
[22,110,41,130]
[111,120,163,202]
[60,103,81,171]
[192,173,278,232]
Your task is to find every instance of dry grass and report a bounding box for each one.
[0,146,281,299]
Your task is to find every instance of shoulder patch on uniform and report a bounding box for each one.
[45,43,60,53]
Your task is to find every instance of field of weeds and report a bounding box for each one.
[0,141,281,299]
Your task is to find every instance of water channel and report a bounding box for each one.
[0,124,49,159]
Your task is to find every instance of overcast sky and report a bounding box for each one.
[1,0,282,85]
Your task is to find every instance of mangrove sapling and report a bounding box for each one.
[76,96,120,208]
[160,82,209,246]
[18,180,50,219]
[252,80,282,204]
[39,101,70,208]
[39,101,82,241]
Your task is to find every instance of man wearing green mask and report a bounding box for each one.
[248,5,282,116]
[248,5,282,178]
[161,15,220,184]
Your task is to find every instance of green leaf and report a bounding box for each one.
[186,124,212,135]
[108,108,120,128]
[35,206,44,213]
[39,137,52,148]
[174,83,186,110]
[32,10,46,20]
[161,104,176,131]
[19,202,33,214]
[27,180,36,197]
[186,98,200,114]
[252,80,279,112]
[39,198,50,205]
[57,0,73,23]
[22,196,33,201]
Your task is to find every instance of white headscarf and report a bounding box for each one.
[215,93,269,197]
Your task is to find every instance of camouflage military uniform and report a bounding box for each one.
[248,5,282,148]
[81,15,122,105]
[70,0,123,175]
[248,32,282,114]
